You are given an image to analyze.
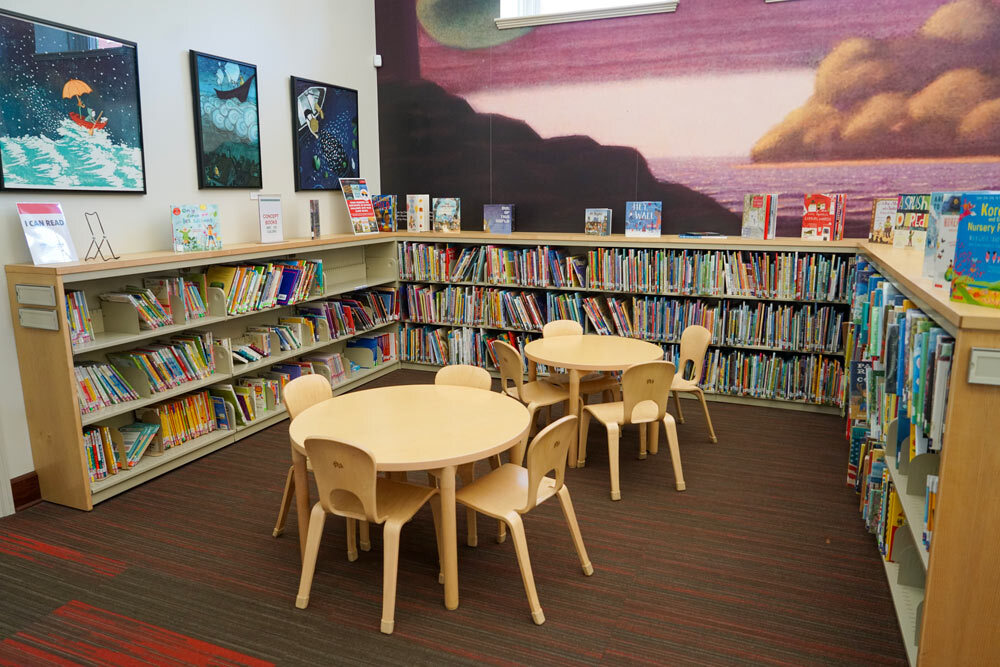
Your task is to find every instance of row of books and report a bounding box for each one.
[75,362,140,416]
[66,290,96,346]
[857,447,909,562]
[99,287,172,330]
[398,325,546,375]
[402,285,546,331]
[230,323,305,364]
[82,423,160,481]
[143,275,209,322]
[296,288,398,339]
[692,347,845,406]
[136,390,217,451]
[107,331,216,395]
[398,243,552,286]
[205,259,323,316]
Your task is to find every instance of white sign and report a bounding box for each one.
[258,195,283,243]
[17,202,78,265]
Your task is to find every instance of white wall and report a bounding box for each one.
[0,0,380,491]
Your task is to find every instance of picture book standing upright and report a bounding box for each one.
[741,194,777,239]
[372,194,397,232]
[170,204,222,253]
[801,193,845,241]
[406,194,430,232]
[868,197,898,245]
[625,201,662,238]
[893,194,930,249]
[339,177,378,234]
[923,192,964,289]
[584,208,611,235]
[433,197,461,232]
[951,191,1000,309]
[483,204,514,234]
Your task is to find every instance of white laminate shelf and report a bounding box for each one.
[882,556,922,667]
[885,453,931,570]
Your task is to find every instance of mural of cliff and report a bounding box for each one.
[376,0,1000,237]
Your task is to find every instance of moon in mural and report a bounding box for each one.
[416,0,532,49]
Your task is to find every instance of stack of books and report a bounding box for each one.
[74,361,140,415]
[136,390,216,451]
[204,259,323,316]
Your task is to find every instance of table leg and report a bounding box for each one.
[567,369,581,468]
[440,464,459,610]
[291,447,311,559]
[528,358,537,382]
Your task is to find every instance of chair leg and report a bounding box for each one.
[380,520,403,634]
[346,518,359,562]
[507,513,544,625]
[546,404,553,424]
[512,409,534,466]
[607,423,621,501]
[695,389,718,443]
[578,409,591,467]
[664,416,686,491]
[673,390,685,423]
[359,521,371,552]
[528,404,542,438]
[295,504,327,609]
[648,421,659,455]
[639,422,647,459]
[429,495,445,585]
[273,465,295,537]
[556,486,594,576]
[458,463,477,548]
[486,457,506,544]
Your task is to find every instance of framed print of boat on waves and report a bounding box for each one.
[0,9,147,193]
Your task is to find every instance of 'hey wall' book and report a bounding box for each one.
[625,201,662,238]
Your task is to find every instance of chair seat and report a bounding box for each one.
[455,464,558,519]
[548,372,619,394]
[583,400,664,426]
[505,380,569,406]
[332,478,437,525]
[671,377,700,392]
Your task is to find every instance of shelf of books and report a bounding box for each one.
[846,245,1000,665]
[6,236,401,510]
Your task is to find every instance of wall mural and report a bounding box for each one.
[375,0,1000,236]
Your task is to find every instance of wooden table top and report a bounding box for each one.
[288,384,531,471]
[524,335,664,372]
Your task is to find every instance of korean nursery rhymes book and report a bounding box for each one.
[171,204,221,252]
[801,193,845,241]
[339,178,378,235]
[433,197,461,232]
[585,208,611,235]
[372,194,397,232]
[950,192,1000,309]
[625,201,662,238]
[893,193,930,249]
[741,194,777,240]
[483,204,514,234]
[406,194,430,232]
[923,192,964,289]
[868,197,898,245]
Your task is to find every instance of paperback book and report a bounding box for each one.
[406,194,430,232]
[433,197,461,232]
[923,192,964,289]
[951,191,1000,309]
[625,201,662,238]
[801,193,845,241]
[339,178,378,235]
[372,194,397,232]
[171,204,222,253]
[483,204,514,234]
[309,199,320,239]
[584,208,611,236]
[17,202,78,264]
[741,194,777,240]
[868,197,898,245]
[893,193,930,249]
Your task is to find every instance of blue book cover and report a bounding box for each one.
[923,192,964,288]
[625,201,662,237]
[483,204,514,234]
[951,192,1000,309]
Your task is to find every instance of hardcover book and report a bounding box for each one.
[801,193,845,241]
[625,201,662,238]
[923,192,964,289]
[741,194,777,240]
[339,178,378,235]
[950,191,1000,309]
[584,208,611,236]
[406,194,430,232]
[170,204,222,253]
[17,202,78,264]
[868,197,898,245]
[433,197,461,232]
[483,204,514,234]
[893,193,930,249]
[372,194,397,232]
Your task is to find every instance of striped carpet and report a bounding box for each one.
[0,370,906,665]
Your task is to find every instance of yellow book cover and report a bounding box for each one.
[100,426,118,475]
[206,265,237,301]
[885,487,905,561]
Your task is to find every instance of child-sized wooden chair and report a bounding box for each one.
[455,415,593,626]
[579,360,686,500]
[670,325,718,443]
[274,375,371,552]
[295,437,442,635]
[541,319,620,403]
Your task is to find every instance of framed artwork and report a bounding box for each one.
[189,51,261,188]
[0,10,147,193]
[290,76,359,191]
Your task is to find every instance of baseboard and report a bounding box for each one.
[11,471,41,512]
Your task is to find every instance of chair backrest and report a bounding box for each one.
[542,319,583,338]
[435,364,491,390]
[678,325,711,384]
[521,415,578,512]
[621,361,676,424]
[303,437,382,523]
[492,340,525,398]
[283,374,333,419]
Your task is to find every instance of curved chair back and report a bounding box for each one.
[435,364,491,390]
[678,325,711,384]
[542,319,583,338]
[284,374,333,419]
[522,415,578,513]
[493,340,525,399]
[621,361,676,424]
[303,437,381,523]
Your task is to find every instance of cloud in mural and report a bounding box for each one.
[752,0,1000,162]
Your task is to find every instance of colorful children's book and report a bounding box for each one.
[624,201,662,238]
[950,191,1000,309]
[170,204,222,252]
[893,193,930,249]
[923,192,964,289]
[339,178,378,235]
[741,194,777,239]
[868,197,898,245]
[584,208,612,236]
[406,194,430,232]
[372,194,397,232]
[483,204,514,234]
[801,193,845,241]
[433,197,461,232]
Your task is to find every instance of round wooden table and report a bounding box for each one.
[288,384,531,611]
[524,335,663,466]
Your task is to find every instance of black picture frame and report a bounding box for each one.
[189,50,262,189]
[290,76,359,191]
[0,9,147,193]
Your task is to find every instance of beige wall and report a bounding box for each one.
[0,0,380,488]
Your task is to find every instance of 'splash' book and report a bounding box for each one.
[893,193,930,249]
[868,197,898,245]
[170,204,222,253]
[625,201,662,238]
[741,194,777,239]
[801,193,845,241]
[338,178,378,235]
[950,192,1000,309]
[483,204,514,234]
[923,192,964,288]
[584,208,611,235]
[372,194,397,232]
[406,194,430,232]
[17,202,78,264]
[433,197,461,232]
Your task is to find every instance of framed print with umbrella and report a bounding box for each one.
[0,9,147,193]
[290,76,358,191]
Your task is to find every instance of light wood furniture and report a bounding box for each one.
[669,325,718,443]
[294,436,441,635]
[579,361,684,500]
[455,415,593,625]
[288,384,530,611]
[523,334,664,467]
[541,320,620,402]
